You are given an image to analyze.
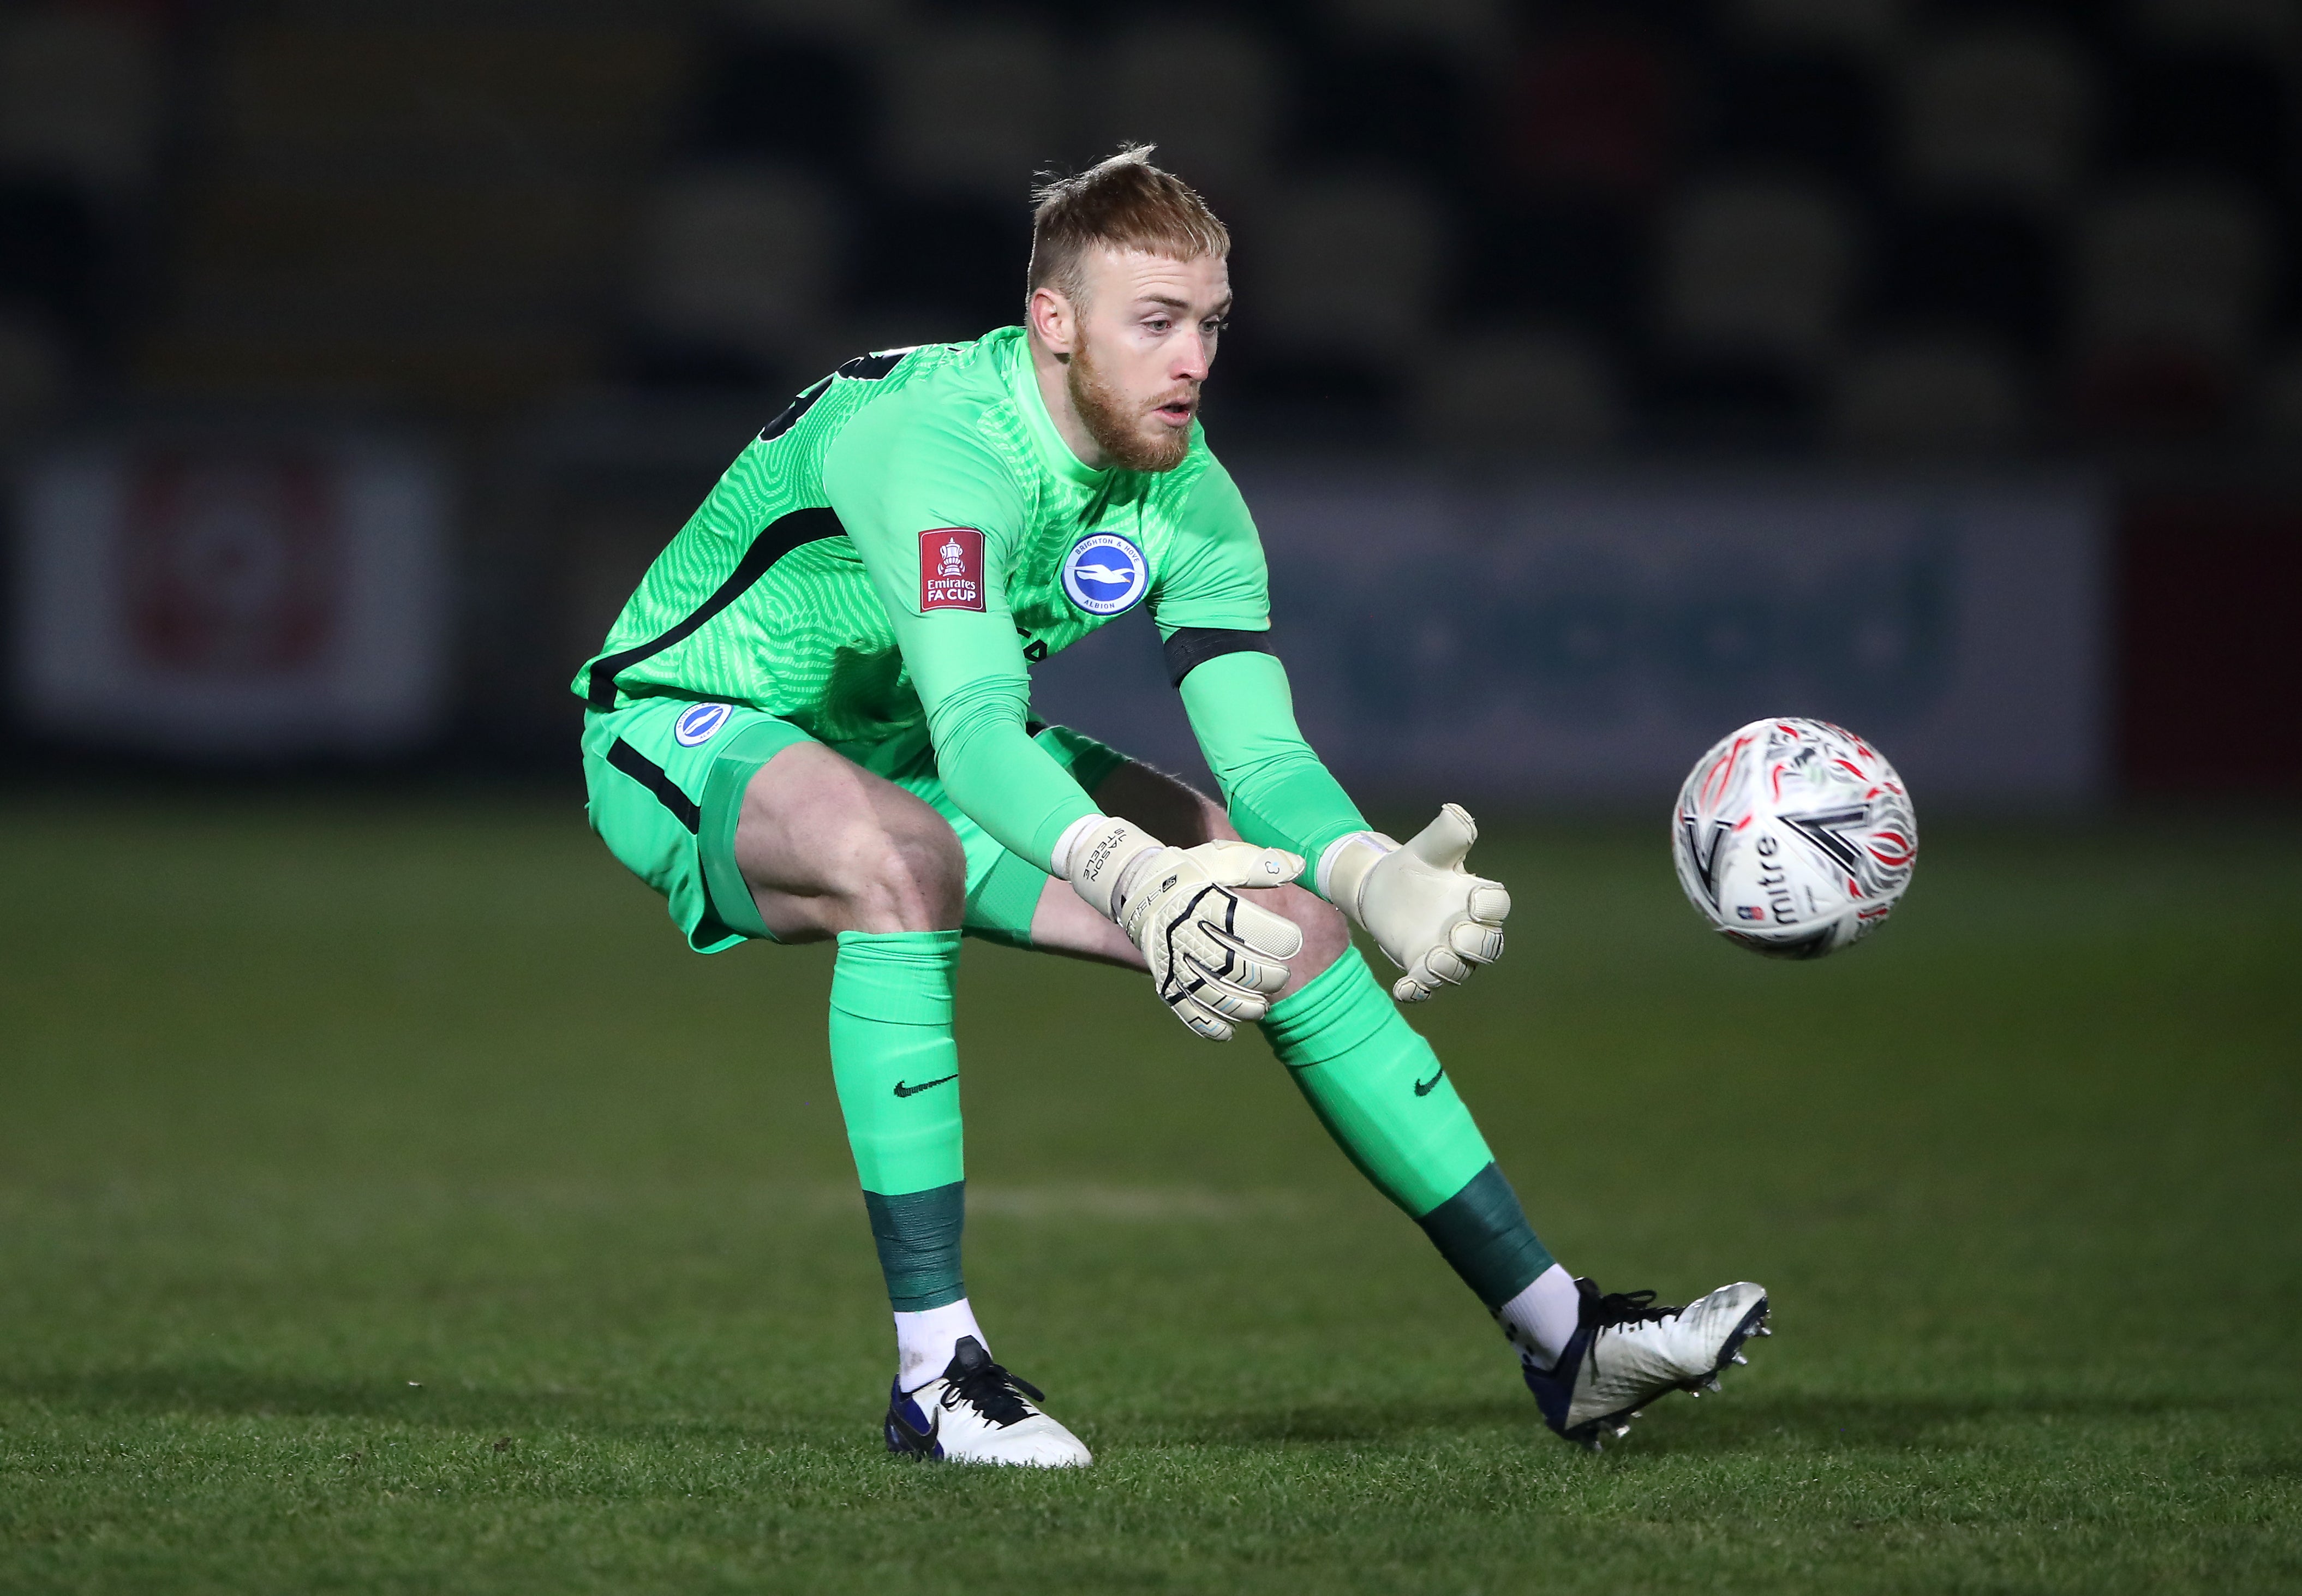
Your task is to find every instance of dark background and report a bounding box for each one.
[2,13,2298,1585]
[0,0,2296,793]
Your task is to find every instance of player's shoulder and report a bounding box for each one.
[825,328,1029,463]
[863,327,1012,393]
[854,327,1019,422]
[749,328,1015,453]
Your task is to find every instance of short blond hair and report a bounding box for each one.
[1026,146,1229,309]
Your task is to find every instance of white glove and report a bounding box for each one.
[1065,817,1305,1041]
[1320,804,1509,1003]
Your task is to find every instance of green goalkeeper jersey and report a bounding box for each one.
[576,325,1367,879]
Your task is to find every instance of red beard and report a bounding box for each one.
[1068,344,1194,473]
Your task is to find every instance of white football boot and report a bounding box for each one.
[1514,1277,1771,1451]
[883,1335,1093,1467]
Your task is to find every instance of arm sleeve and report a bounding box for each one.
[1180,650,1371,886]
[824,400,1100,872]
[1156,455,1370,882]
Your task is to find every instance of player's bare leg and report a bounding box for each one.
[730,742,965,939]
[731,744,1091,1466]
[1031,758,1771,1452]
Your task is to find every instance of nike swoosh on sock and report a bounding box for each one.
[894,1073,959,1098]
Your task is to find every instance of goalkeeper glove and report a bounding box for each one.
[1318,804,1509,1003]
[1063,817,1305,1041]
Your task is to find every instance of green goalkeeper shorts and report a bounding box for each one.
[580,700,1127,954]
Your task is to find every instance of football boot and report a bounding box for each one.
[1514,1277,1771,1451]
[883,1335,1092,1467]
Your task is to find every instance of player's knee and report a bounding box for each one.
[1150,782,1346,986]
[1093,760,1345,986]
[1179,791,1350,984]
[1091,760,1230,846]
[1188,791,1237,845]
[1275,885,1352,991]
[841,810,966,934]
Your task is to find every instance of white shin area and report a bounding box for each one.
[894,1298,986,1392]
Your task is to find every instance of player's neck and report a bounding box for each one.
[1026,331,1111,472]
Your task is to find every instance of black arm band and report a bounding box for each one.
[1163,626,1276,688]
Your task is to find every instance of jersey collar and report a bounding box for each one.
[1007,327,1112,491]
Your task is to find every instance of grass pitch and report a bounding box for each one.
[1,795,2297,1594]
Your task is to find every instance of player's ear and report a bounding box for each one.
[1029,284,1077,357]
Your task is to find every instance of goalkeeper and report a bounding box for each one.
[576,149,1766,1465]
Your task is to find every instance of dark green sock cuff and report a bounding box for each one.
[864,1181,966,1312]
[1416,1162,1556,1310]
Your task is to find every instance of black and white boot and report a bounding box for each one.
[883,1336,1093,1467]
[1516,1277,1771,1451]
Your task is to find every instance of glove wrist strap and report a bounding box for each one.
[1050,815,1102,881]
[1061,816,1163,922]
[1318,830,1397,918]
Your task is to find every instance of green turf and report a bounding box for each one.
[1,796,2297,1594]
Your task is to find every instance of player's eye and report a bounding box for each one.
[1143,316,1171,334]
[1203,317,1229,337]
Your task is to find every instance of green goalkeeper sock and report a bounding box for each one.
[829,930,968,1313]
[1260,947,1556,1309]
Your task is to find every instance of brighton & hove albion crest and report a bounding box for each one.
[919,528,985,612]
[1061,533,1148,617]
[673,702,732,746]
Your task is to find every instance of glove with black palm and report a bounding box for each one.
[1065,818,1305,1041]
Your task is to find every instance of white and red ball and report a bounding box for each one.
[1671,718,1918,959]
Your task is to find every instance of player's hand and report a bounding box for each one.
[1066,819,1305,1041]
[1323,805,1509,1003]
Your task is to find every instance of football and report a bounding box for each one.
[1672,718,1918,959]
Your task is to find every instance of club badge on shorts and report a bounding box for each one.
[920,528,985,612]
[1061,533,1148,617]
[673,702,733,746]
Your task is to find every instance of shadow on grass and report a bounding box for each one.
[0,1365,769,1440]
[1170,1388,2244,1456]
[1165,1400,1518,1446]
[11,1366,2265,1471]
[1625,1388,2259,1457]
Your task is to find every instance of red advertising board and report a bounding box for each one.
[122,456,339,676]
[16,437,447,757]
[2119,495,2302,792]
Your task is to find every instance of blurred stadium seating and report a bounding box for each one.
[0,0,2285,450]
[0,0,2293,791]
